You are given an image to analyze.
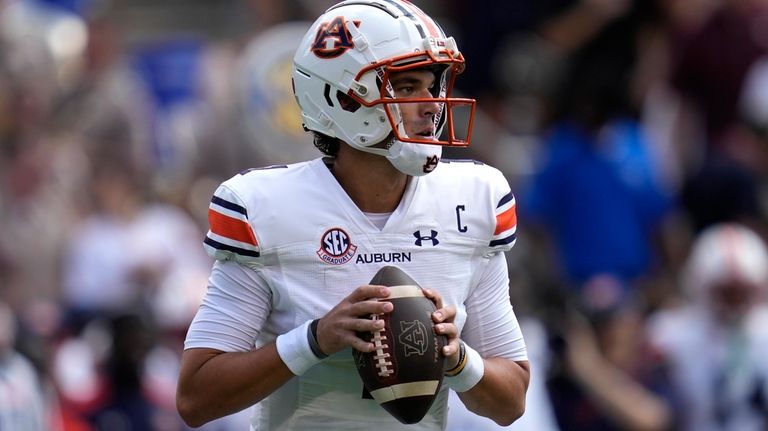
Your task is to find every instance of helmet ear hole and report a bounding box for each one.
[337,90,361,113]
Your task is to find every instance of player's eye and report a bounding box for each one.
[396,85,415,96]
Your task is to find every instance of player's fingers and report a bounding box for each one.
[347,335,376,353]
[348,285,390,302]
[434,321,458,339]
[432,304,456,323]
[442,337,462,359]
[345,315,385,333]
[443,338,460,362]
[350,298,392,317]
[450,338,461,355]
[423,288,443,309]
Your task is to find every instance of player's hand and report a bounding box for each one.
[423,288,460,369]
[315,285,392,355]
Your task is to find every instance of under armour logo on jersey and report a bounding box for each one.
[414,230,439,246]
[311,16,360,59]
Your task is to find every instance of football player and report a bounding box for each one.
[647,223,768,430]
[176,1,530,429]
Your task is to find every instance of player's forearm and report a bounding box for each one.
[176,343,294,427]
[572,357,671,431]
[458,357,530,426]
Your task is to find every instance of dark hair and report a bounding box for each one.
[310,90,358,156]
[312,131,340,156]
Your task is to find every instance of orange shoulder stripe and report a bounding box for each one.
[208,209,258,246]
[494,205,517,235]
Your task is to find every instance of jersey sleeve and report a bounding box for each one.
[184,260,271,351]
[203,182,261,265]
[486,168,518,254]
[462,252,528,361]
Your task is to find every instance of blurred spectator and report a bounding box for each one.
[51,311,183,430]
[517,1,673,289]
[0,301,47,430]
[0,0,82,307]
[679,53,768,234]
[647,223,768,430]
[670,0,768,151]
[88,313,163,430]
[61,158,152,323]
[521,115,672,285]
[545,275,675,431]
[52,8,153,176]
[61,151,211,332]
[663,0,768,234]
[542,275,675,431]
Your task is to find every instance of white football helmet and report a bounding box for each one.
[683,223,768,307]
[292,0,475,175]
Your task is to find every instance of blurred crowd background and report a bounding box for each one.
[2,0,768,429]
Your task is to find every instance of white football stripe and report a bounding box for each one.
[386,285,424,299]
[369,381,440,404]
[209,203,248,221]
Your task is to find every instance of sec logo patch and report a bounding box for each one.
[317,228,357,265]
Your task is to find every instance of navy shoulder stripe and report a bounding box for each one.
[204,237,260,257]
[211,195,247,216]
[489,232,517,248]
[496,192,514,208]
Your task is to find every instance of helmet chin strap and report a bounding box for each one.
[352,137,393,158]
[385,138,442,177]
[349,116,441,177]
[352,133,441,177]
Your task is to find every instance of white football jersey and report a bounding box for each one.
[185,157,527,430]
[647,306,768,431]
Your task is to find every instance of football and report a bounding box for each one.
[353,266,447,424]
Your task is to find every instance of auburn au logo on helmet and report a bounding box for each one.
[311,16,360,59]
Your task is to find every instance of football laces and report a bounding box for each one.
[371,314,394,377]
